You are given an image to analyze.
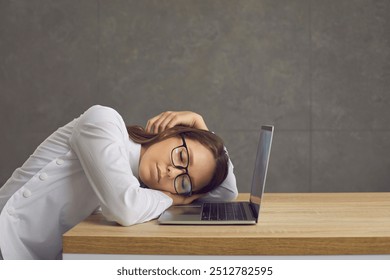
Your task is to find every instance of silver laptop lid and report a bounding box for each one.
[249,125,274,222]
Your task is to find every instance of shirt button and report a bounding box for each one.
[7,207,15,216]
[23,189,32,198]
[56,159,64,165]
[39,173,48,181]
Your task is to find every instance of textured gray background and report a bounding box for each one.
[1,0,389,193]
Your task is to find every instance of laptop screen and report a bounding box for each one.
[249,125,274,221]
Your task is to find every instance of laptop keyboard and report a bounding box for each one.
[201,202,248,221]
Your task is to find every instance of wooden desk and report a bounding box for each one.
[63,193,390,256]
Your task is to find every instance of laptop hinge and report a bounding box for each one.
[249,203,258,220]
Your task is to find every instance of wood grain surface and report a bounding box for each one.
[63,193,390,255]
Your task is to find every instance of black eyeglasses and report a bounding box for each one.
[171,134,193,196]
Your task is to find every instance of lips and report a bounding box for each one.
[156,163,161,183]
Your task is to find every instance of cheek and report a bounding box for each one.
[159,178,174,192]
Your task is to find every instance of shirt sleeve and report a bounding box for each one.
[69,105,173,226]
[198,150,238,202]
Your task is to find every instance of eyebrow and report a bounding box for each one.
[187,145,193,166]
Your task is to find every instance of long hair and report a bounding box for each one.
[127,125,229,194]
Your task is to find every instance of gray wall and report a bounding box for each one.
[1,0,389,193]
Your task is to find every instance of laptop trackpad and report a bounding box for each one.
[168,205,202,216]
[159,205,202,223]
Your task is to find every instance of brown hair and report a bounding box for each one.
[127,125,229,194]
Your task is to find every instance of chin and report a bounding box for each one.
[138,170,153,189]
[147,183,159,190]
[138,170,148,186]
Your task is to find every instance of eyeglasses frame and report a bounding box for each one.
[170,134,193,197]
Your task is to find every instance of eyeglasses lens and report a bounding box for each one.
[172,147,189,168]
[174,174,192,195]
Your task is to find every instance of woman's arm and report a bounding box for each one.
[145,111,208,133]
[69,105,173,226]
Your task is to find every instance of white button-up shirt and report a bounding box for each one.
[0,105,237,259]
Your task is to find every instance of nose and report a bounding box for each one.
[167,165,186,178]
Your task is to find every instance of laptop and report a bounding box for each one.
[158,125,274,225]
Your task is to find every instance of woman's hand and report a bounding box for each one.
[163,192,204,205]
[145,111,208,134]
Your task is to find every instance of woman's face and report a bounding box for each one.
[138,135,216,195]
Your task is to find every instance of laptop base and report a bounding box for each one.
[158,202,256,225]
